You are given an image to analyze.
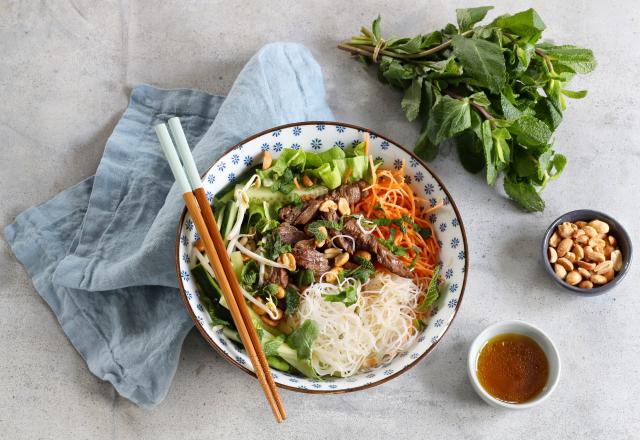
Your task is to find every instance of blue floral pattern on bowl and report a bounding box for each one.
[176,122,467,393]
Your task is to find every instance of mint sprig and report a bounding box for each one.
[339,7,595,211]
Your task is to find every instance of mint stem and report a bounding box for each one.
[337,29,474,61]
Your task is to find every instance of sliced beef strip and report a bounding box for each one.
[266,267,289,288]
[374,248,412,279]
[277,199,322,225]
[278,205,303,223]
[328,181,368,204]
[342,219,412,278]
[274,222,307,245]
[292,239,330,277]
[294,199,322,225]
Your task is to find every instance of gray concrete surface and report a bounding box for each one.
[1,1,639,439]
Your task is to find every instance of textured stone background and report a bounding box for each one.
[1,1,638,439]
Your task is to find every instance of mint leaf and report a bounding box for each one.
[381,58,416,84]
[262,234,292,260]
[504,177,545,212]
[452,35,506,93]
[418,265,441,311]
[307,218,344,242]
[469,91,491,107]
[534,98,563,130]
[509,115,552,148]
[550,154,567,179]
[537,44,596,74]
[426,95,471,145]
[456,6,493,31]
[401,77,423,122]
[323,286,358,307]
[536,149,554,180]
[371,15,381,40]
[394,35,423,54]
[415,130,439,161]
[492,127,512,167]
[423,57,462,77]
[480,120,496,185]
[263,336,285,357]
[285,286,300,317]
[500,93,522,120]
[515,42,535,71]
[240,260,259,292]
[493,8,545,41]
[287,320,319,361]
[454,130,484,174]
[561,89,588,99]
[210,315,230,327]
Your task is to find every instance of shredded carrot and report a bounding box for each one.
[293,176,301,190]
[353,163,442,291]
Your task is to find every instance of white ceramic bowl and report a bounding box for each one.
[176,121,469,393]
[467,320,561,409]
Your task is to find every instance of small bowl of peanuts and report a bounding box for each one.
[542,210,632,295]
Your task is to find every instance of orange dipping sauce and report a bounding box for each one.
[476,333,549,403]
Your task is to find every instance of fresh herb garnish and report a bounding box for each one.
[339,7,595,211]
[287,320,320,361]
[377,228,409,256]
[400,214,432,239]
[263,335,285,357]
[307,218,344,241]
[370,215,430,239]
[408,246,421,270]
[240,260,259,292]
[271,168,297,194]
[323,286,358,307]
[285,286,301,317]
[418,265,441,311]
[294,269,315,287]
[256,283,280,306]
[262,233,292,260]
[255,218,279,235]
[343,256,376,283]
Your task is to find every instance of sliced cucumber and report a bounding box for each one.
[222,200,238,239]
[215,202,226,227]
[267,356,290,372]
[230,251,244,280]
[242,185,328,204]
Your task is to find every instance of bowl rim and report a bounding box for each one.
[541,209,633,295]
[174,120,470,394]
[467,320,561,409]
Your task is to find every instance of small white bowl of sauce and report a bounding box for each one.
[467,321,561,409]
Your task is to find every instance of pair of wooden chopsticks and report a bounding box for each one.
[155,118,286,422]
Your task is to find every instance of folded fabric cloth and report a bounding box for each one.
[4,43,334,408]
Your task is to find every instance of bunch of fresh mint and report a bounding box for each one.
[339,7,596,211]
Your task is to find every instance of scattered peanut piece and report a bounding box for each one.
[547,218,622,289]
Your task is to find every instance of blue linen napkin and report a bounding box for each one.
[4,43,334,408]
